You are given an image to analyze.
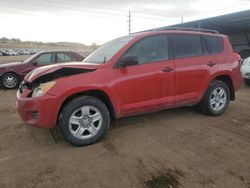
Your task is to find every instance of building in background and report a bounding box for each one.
[153,10,250,57]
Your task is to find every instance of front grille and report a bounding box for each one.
[32,111,39,119]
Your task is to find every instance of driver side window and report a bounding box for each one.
[35,54,54,65]
[124,35,169,65]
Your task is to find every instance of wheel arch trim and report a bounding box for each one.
[57,89,117,125]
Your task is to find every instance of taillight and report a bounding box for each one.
[233,52,241,66]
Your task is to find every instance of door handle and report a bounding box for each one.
[162,67,174,72]
[207,62,216,67]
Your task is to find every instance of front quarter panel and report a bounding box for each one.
[47,67,119,116]
[0,67,7,77]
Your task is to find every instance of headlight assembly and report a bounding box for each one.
[32,81,56,97]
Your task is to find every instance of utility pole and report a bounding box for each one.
[128,11,131,34]
[181,16,184,23]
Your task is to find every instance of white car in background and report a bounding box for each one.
[241,56,250,86]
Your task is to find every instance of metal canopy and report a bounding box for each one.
[168,9,250,34]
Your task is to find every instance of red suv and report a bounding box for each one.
[0,51,84,89]
[16,28,242,146]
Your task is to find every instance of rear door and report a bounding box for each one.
[171,34,217,106]
[203,35,224,65]
[114,35,175,116]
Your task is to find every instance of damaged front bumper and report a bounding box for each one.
[16,66,96,128]
[16,84,60,128]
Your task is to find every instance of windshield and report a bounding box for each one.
[84,36,135,64]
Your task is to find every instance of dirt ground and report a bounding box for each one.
[0,55,31,64]
[0,56,250,188]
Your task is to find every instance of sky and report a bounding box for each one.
[0,0,250,45]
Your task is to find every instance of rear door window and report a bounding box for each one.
[203,36,224,54]
[57,53,74,62]
[172,35,203,59]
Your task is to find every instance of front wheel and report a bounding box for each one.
[58,96,110,146]
[199,81,230,116]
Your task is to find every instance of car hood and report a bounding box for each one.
[25,62,99,83]
[0,61,23,68]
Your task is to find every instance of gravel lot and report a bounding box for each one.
[0,56,250,188]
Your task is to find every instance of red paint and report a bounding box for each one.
[16,30,242,128]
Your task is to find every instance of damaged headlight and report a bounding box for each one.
[32,81,56,97]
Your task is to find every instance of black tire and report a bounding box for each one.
[58,96,110,146]
[0,72,20,89]
[244,79,250,86]
[199,80,230,116]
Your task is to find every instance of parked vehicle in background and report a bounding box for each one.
[0,51,85,89]
[239,49,250,59]
[8,50,17,56]
[1,49,17,56]
[17,28,242,146]
[0,52,2,56]
[241,56,250,86]
[22,50,30,55]
[1,49,11,56]
[0,48,40,56]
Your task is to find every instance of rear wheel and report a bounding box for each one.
[244,79,250,86]
[199,80,230,116]
[1,73,20,89]
[58,96,110,146]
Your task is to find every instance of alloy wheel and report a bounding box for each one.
[69,106,103,139]
[3,75,17,88]
[209,87,227,112]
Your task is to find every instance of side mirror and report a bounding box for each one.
[119,55,138,68]
[32,61,38,66]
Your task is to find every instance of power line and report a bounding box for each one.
[128,11,131,34]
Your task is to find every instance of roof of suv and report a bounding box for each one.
[131,27,226,38]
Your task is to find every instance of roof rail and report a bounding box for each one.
[137,27,219,34]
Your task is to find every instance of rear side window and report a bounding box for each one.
[125,35,169,64]
[203,36,224,54]
[57,53,75,62]
[172,35,203,59]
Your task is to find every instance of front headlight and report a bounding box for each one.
[32,81,56,97]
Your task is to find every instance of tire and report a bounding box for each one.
[199,80,230,116]
[244,79,250,86]
[58,96,110,146]
[1,73,20,89]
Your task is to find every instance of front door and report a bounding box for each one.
[114,35,175,116]
[22,53,55,76]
